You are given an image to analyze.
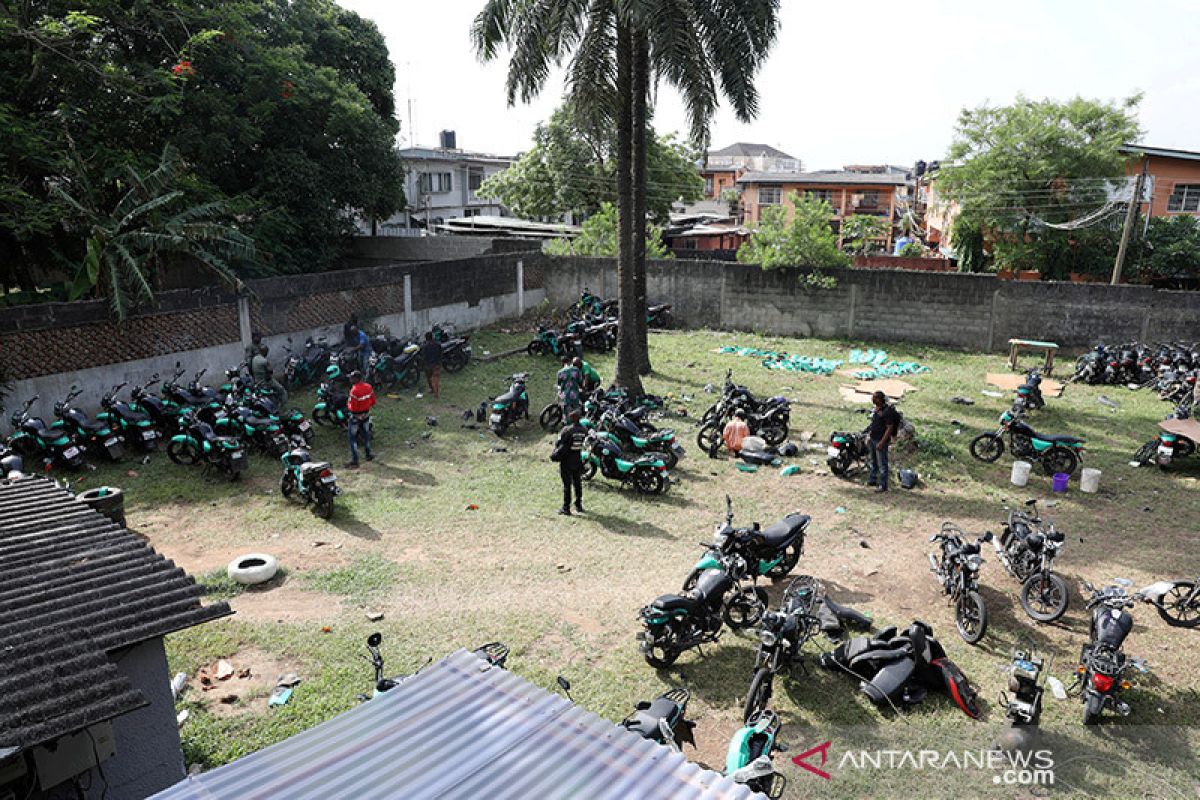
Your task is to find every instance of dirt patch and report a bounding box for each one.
[186,647,300,718]
[230,583,338,623]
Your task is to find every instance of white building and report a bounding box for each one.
[372,131,515,235]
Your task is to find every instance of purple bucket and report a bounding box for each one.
[1052,472,1070,493]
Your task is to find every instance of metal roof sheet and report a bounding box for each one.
[152,649,759,800]
[738,170,907,187]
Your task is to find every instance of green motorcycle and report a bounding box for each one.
[683,496,807,590]
[725,709,788,798]
[167,409,247,481]
[580,430,670,494]
[970,408,1084,476]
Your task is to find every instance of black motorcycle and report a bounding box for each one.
[1074,579,1149,725]
[580,430,671,495]
[128,374,183,430]
[827,430,870,476]
[280,443,339,519]
[683,496,808,589]
[1013,368,1045,412]
[527,325,583,359]
[368,338,421,390]
[928,523,993,644]
[284,336,332,389]
[742,575,822,722]
[215,394,290,457]
[992,500,1069,622]
[6,396,85,471]
[432,323,472,373]
[97,383,160,452]
[53,387,125,461]
[697,371,790,455]
[996,649,1045,752]
[638,551,766,668]
[486,373,530,436]
[619,687,696,751]
[162,364,223,422]
[646,303,674,329]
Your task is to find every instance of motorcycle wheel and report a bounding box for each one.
[1040,446,1078,477]
[527,341,547,356]
[828,451,852,476]
[758,420,787,446]
[281,472,296,498]
[643,631,681,669]
[443,350,467,373]
[969,433,1004,463]
[700,405,719,425]
[1132,440,1157,465]
[767,543,801,579]
[491,421,508,437]
[743,667,774,724]
[696,423,721,458]
[313,489,335,520]
[656,447,679,470]
[1175,438,1196,459]
[723,587,766,630]
[634,470,666,495]
[312,408,328,426]
[1082,692,1104,725]
[1020,572,1069,622]
[580,460,597,481]
[400,368,420,389]
[1157,582,1200,628]
[955,590,988,644]
[167,440,199,466]
[539,404,564,432]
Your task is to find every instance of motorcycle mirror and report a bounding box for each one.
[366,632,382,648]
[982,531,994,542]
[555,676,573,702]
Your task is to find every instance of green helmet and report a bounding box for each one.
[325,364,341,380]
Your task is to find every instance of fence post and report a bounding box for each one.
[517,259,525,316]
[237,294,252,353]
[403,274,413,335]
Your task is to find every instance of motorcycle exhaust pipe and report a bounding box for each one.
[928,554,940,573]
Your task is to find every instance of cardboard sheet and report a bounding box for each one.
[985,372,1065,397]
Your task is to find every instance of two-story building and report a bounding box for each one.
[1118,144,1200,218]
[737,169,908,250]
[372,131,515,235]
[702,142,802,200]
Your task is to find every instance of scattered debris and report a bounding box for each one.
[171,672,188,700]
[780,465,801,477]
[1044,500,1059,508]
[216,660,234,680]
[425,416,438,426]
[268,686,293,707]
[420,431,432,439]
[365,611,384,622]
[736,463,758,473]
[466,503,480,510]
[312,540,328,548]
[835,506,847,514]
[950,396,974,405]
[555,563,572,573]
[321,626,332,633]
[1047,676,1067,701]
[126,470,139,478]
[177,709,189,727]
[219,694,238,705]
[859,539,871,549]
[237,667,252,679]
[1098,395,1120,409]
[703,383,714,393]
[277,673,302,688]
[799,431,814,442]
[981,389,1004,398]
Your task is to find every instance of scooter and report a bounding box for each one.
[97,383,160,452]
[580,430,671,495]
[53,387,125,461]
[1074,579,1150,724]
[487,373,530,436]
[6,396,85,471]
[619,687,696,751]
[993,499,1069,622]
[280,443,339,518]
[683,495,808,588]
[969,408,1084,476]
[724,710,788,798]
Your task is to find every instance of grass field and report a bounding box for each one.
[86,323,1200,798]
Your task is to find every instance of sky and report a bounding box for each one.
[340,0,1200,170]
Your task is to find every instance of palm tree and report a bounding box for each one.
[54,145,254,319]
[474,1,780,390]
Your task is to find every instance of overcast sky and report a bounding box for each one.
[340,0,1200,170]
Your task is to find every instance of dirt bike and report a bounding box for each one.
[929,523,993,644]
[969,408,1084,476]
[992,499,1069,622]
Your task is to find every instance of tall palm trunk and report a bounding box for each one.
[631,33,652,376]
[613,21,642,393]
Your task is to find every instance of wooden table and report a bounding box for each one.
[1008,338,1059,375]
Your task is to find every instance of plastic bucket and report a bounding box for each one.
[1052,472,1070,493]
[1080,467,1101,494]
[1010,461,1032,487]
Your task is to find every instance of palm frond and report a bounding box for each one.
[566,0,618,127]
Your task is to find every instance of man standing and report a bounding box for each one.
[554,408,587,515]
[351,325,372,374]
[421,332,442,397]
[867,390,900,492]
[345,370,376,468]
[556,356,583,413]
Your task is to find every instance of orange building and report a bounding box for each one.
[737,171,908,250]
[702,142,801,199]
[1118,144,1200,217]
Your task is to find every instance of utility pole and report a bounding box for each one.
[1111,160,1148,285]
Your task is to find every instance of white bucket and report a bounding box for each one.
[1011,460,1032,487]
[1080,467,1101,494]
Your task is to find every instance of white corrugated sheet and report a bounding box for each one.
[152,649,759,800]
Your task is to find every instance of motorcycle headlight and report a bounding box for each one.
[759,629,777,646]
[967,554,983,571]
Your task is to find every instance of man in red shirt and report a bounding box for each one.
[346,370,376,467]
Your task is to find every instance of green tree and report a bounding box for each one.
[1135,216,1200,285]
[53,147,254,319]
[936,95,1142,279]
[474,1,780,391]
[951,218,988,272]
[737,192,847,285]
[543,203,671,259]
[841,214,889,255]
[477,104,702,224]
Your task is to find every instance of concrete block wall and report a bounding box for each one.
[342,235,539,268]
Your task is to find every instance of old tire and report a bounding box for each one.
[227,553,279,586]
[77,486,126,527]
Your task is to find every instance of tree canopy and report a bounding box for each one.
[737,192,846,285]
[1,0,405,296]
[935,95,1142,278]
[543,202,671,259]
[477,104,702,225]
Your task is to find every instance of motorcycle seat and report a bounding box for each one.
[1033,431,1084,444]
[759,513,810,547]
[495,388,521,404]
[284,449,312,465]
[652,593,699,613]
[238,412,276,428]
[622,698,678,738]
[300,461,330,474]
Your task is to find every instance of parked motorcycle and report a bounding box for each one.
[128,374,183,430]
[6,396,85,470]
[97,383,160,453]
[683,496,808,589]
[280,443,339,518]
[1013,368,1045,412]
[527,325,583,359]
[597,409,684,469]
[162,365,223,421]
[724,709,788,798]
[619,687,696,751]
[697,371,790,455]
[1138,575,1200,628]
[993,499,1069,622]
[929,523,993,644]
[53,387,125,461]
[487,373,530,436]
[283,336,332,389]
[312,365,350,428]
[1074,578,1150,725]
[215,395,289,456]
[969,408,1084,476]
[646,303,674,329]
[637,550,765,667]
[1132,404,1196,468]
[241,383,313,445]
[167,409,247,481]
[996,650,1046,752]
[367,339,421,390]
[742,575,822,722]
[431,323,472,372]
[827,430,870,476]
[580,430,671,495]
[358,632,509,700]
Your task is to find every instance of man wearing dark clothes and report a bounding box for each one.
[555,408,587,515]
[421,332,442,397]
[867,390,900,492]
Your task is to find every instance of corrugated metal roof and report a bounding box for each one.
[152,649,759,800]
[0,476,231,753]
[738,170,907,187]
